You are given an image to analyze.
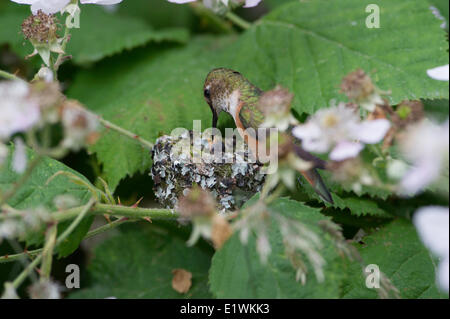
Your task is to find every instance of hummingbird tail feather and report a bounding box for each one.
[300,169,334,204]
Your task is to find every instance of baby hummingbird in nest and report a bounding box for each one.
[203,68,333,204]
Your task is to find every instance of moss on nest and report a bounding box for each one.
[150,130,265,211]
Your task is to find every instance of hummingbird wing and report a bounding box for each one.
[236,96,333,204]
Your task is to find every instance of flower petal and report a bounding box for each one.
[438,258,449,293]
[80,0,123,4]
[413,206,449,258]
[329,141,363,161]
[354,119,391,144]
[400,160,441,195]
[292,123,329,153]
[12,138,27,174]
[244,0,261,7]
[427,64,449,81]
[166,0,196,3]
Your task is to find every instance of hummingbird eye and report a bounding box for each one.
[204,88,211,100]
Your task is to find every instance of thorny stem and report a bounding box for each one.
[56,198,96,245]
[265,184,286,204]
[40,224,57,280]
[10,199,95,289]
[98,117,154,150]
[11,254,42,289]
[225,11,252,30]
[0,217,130,264]
[1,198,176,223]
[52,203,177,222]
[52,26,71,79]
[189,2,233,33]
[0,69,21,81]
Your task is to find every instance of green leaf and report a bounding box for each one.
[209,197,346,298]
[116,0,196,30]
[57,215,95,258]
[0,145,94,250]
[68,36,234,189]
[263,0,298,10]
[68,0,448,189]
[235,0,449,114]
[422,99,449,122]
[428,0,449,28]
[0,5,35,60]
[328,193,393,218]
[69,224,213,299]
[342,219,447,298]
[68,6,189,65]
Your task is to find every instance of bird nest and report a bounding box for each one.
[150,130,266,212]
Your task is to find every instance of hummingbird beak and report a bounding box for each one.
[208,103,218,128]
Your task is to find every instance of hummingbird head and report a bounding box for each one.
[203,68,246,128]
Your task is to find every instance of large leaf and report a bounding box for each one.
[116,0,196,30]
[69,224,213,299]
[236,0,449,114]
[0,4,35,60]
[0,3,189,66]
[0,145,94,252]
[68,0,448,189]
[209,197,346,298]
[68,6,189,65]
[68,36,234,189]
[342,219,447,298]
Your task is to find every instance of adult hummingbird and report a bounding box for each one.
[203,68,333,204]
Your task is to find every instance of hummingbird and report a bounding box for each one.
[203,68,333,204]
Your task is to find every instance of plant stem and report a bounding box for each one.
[189,2,234,33]
[53,26,71,79]
[265,184,286,204]
[10,199,95,289]
[56,198,96,245]
[52,203,177,223]
[0,217,130,264]
[11,254,42,289]
[40,224,57,280]
[225,11,252,30]
[1,202,177,222]
[97,117,154,150]
[0,69,21,81]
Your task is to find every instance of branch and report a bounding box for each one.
[9,199,96,289]
[0,69,22,81]
[225,11,252,30]
[98,117,154,150]
[0,217,130,264]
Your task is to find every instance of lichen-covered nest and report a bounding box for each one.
[150,130,265,211]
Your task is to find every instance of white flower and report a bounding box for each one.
[11,0,70,14]
[61,104,99,150]
[399,119,449,195]
[256,232,271,264]
[36,67,54,83]
[242,0,260,7]
[413,206,449,293]
[167,0,261,8]
[28,280,62,299]
[10,0,123,14]
[427,64,449,81]
[292,102,390,161]
[80,0,123,5]
[0,80,40,140]
[1,283,19,299]
[0,143,8,167]
[12,138,27,174]
[430,6,448,30]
